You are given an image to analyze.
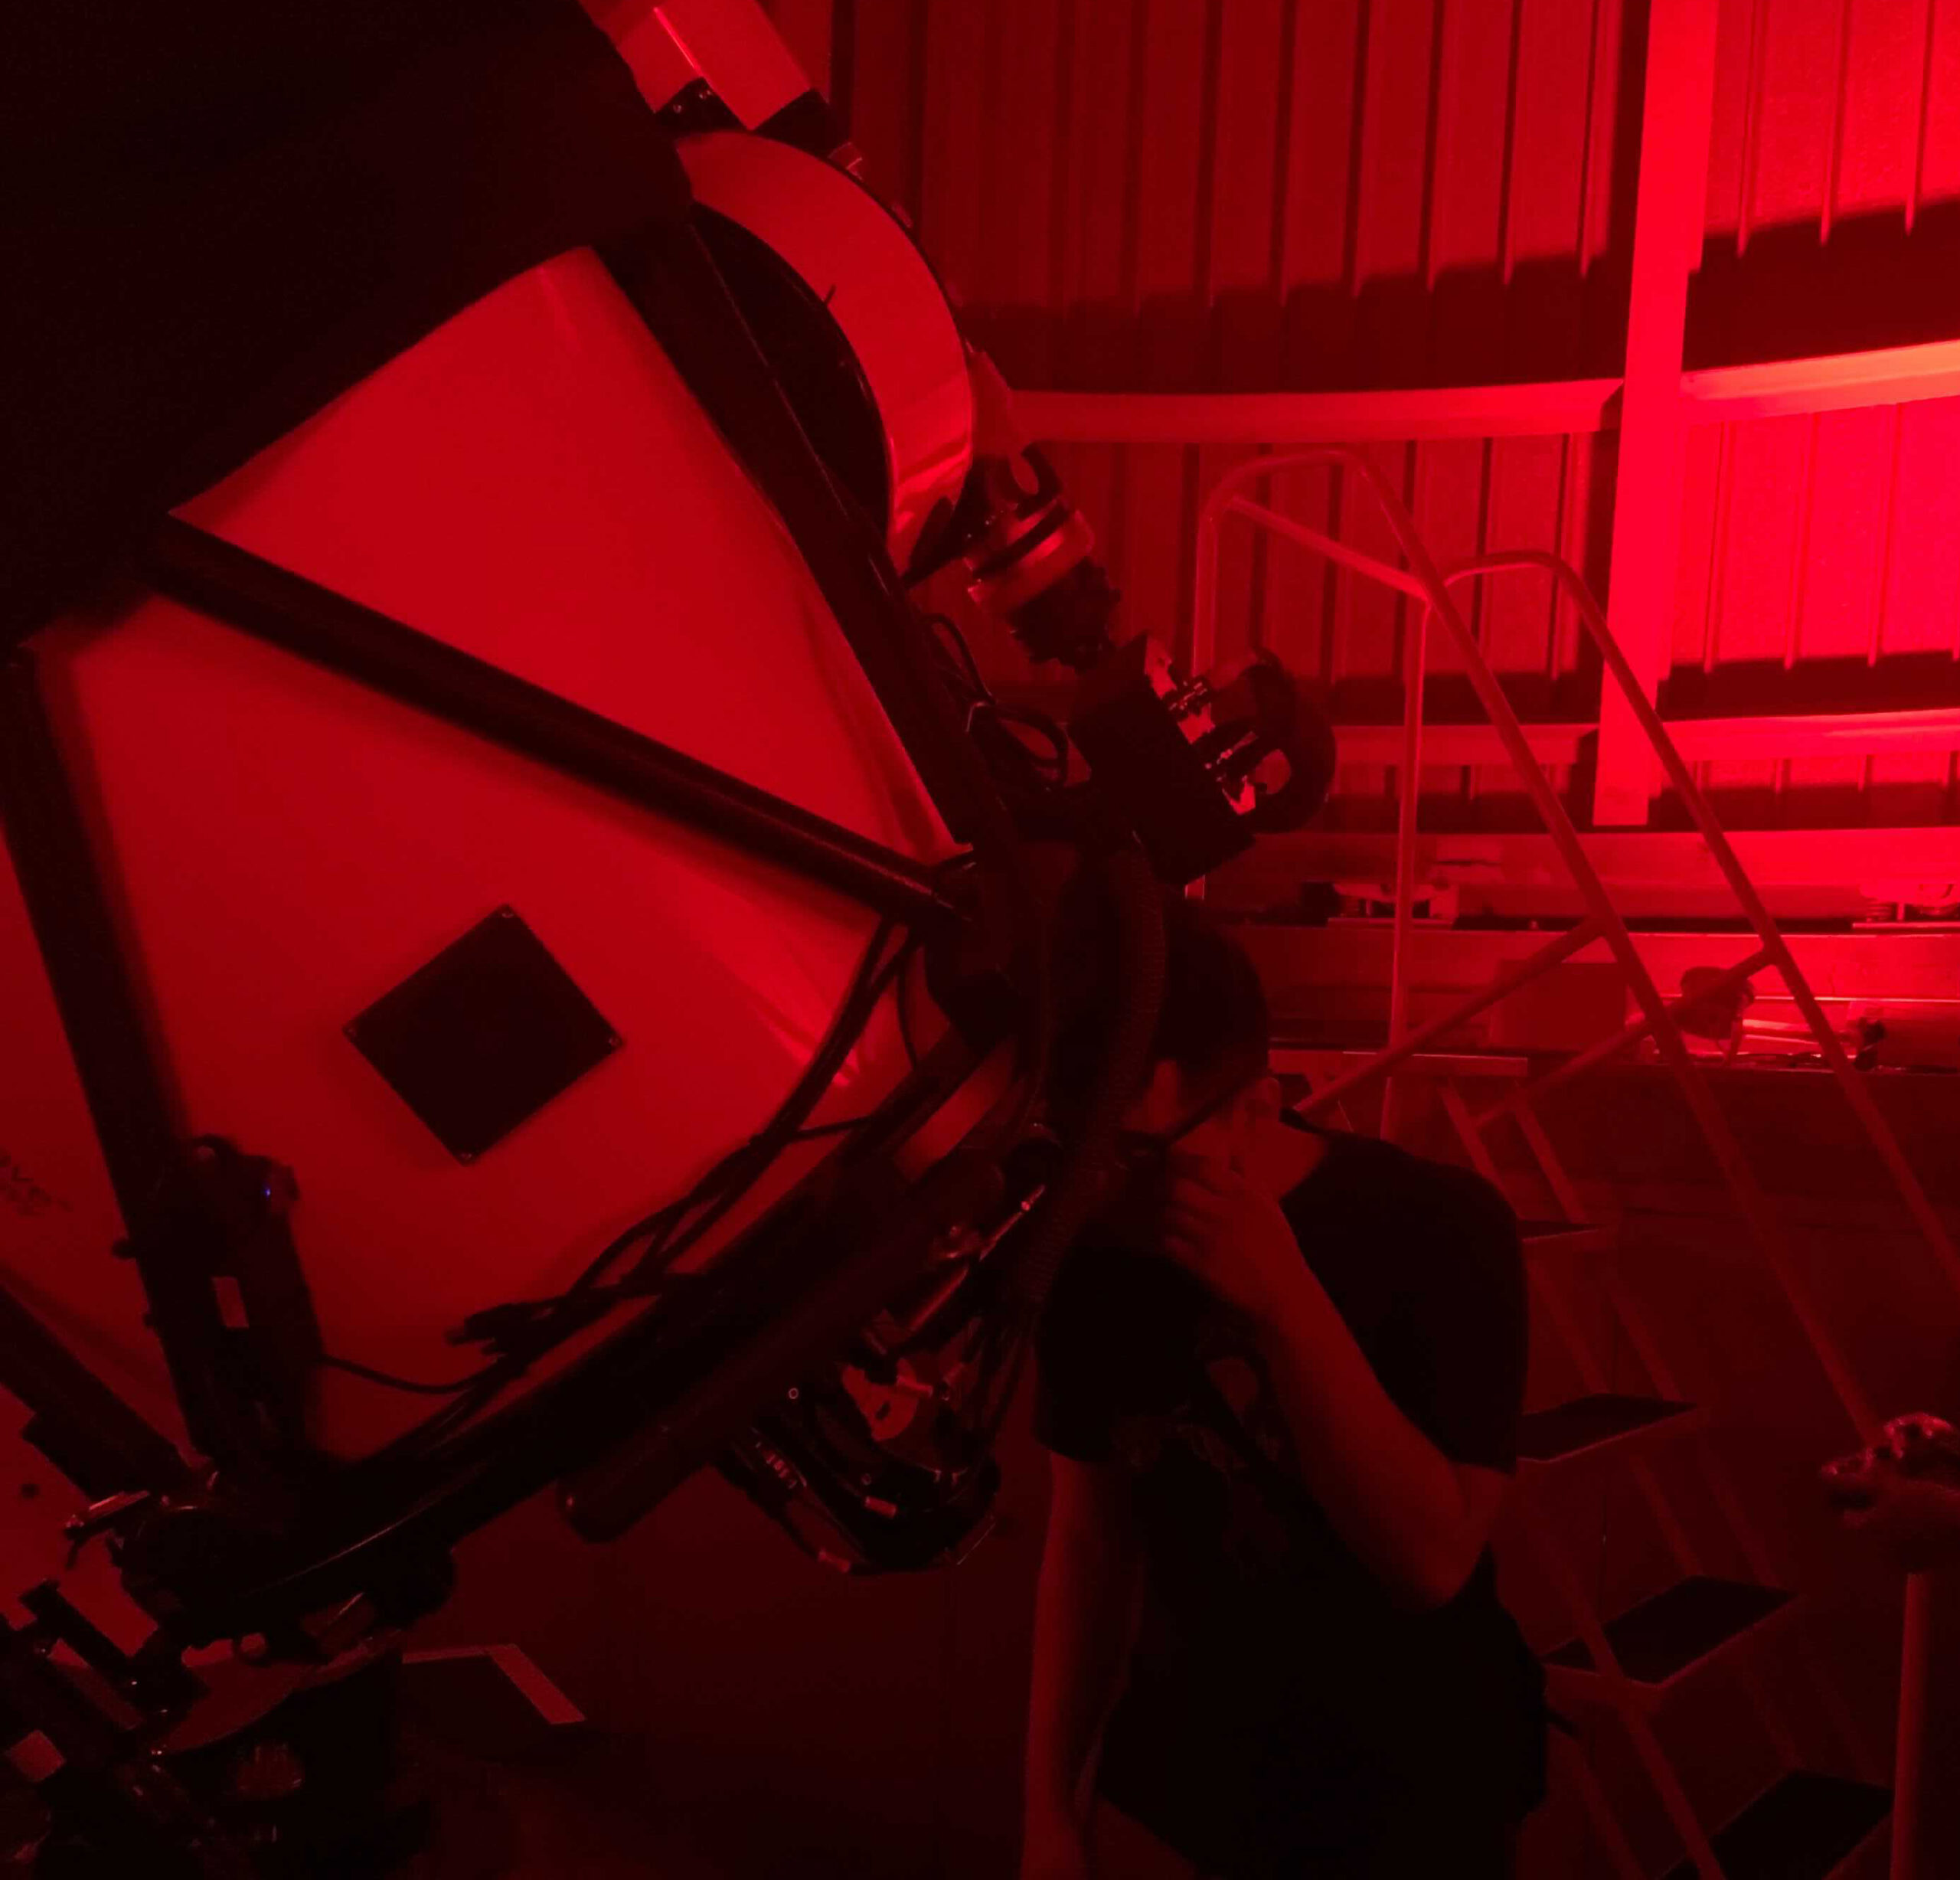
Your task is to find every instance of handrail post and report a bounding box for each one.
[1457,548,1960,1307]
[1219,447,1883,1438]
[1384,597,1430,1143]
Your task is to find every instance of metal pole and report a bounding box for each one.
[1483,945,1773,1123]
[1293,919,1605,1117]
[1383,593,1430,1143]
[1460,548,1960,1307]
[0,654,181,1232]
[601,217,1023,868]
[0,652,245,1466]
[0,1277,185,1495]
[1893,1570,1960,1880]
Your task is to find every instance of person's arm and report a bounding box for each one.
[1022,1453,1143,1878]
[1163,1160,1514,1611]
[1250,1257,1506,1610]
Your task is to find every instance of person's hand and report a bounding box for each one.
[1822,1414,1960,1573]
[1160,1151,1305,1326]
[1019,1812,1094,1880]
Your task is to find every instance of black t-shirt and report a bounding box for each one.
[1034,1122,1547,1875]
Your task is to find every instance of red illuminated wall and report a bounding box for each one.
[826,0,1960,836]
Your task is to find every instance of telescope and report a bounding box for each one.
[0,4,1330,1867]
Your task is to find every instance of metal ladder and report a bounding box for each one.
[1194,450,1960,1879]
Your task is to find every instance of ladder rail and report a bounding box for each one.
[1555,1727,1653,1880]
[1203,453,1957,1326]
[1502,1035,1890,1787]
[1516,1496,1734,1880]
[1445,1086,1815,1780]
[1200,446,1886,1440]
[1477,946,1775,1127]
[1199,455,1926,1860]
[1292,920,1605,1120]
[1452,547,1960,1307]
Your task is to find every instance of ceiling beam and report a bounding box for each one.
[1323,706,1960,768]
[1681,336,1960,420]
[1011,332,1960,446]
[1011,378,1622,444]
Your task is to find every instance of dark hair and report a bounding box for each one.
[1050,892,1270,1110]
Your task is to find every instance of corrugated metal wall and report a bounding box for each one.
[1672,399,1960,819]
[817,0,1960,830]
[1704,0,1960,243]
[844,0,1632,386]
[838,0,1634,824]
[1681,0,1960,820]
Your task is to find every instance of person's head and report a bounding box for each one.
[1117,899,1281,1174]
[1052,892,1281,1179]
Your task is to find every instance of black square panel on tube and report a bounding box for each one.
[344,907,620,1163]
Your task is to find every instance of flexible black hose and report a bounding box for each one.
[1005,843,1165,1309]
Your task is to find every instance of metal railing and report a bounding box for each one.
[1196,446,1960,1438]
[1196,450,1960,1878]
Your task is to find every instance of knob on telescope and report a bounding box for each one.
[1067,638,1336,885]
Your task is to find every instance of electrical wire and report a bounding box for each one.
[612,926,913,1295]
[339,842,1022,1493]
[897,944,923,1068]
[330,918,911,1442]
[926,612,987,695]
[563,915,904,1303]
[792,1114,874,1139]
[995,708,1068,782]
[923,612,1069,788]
[970,1308,1036,1446]
[317,1352,501,1397]
[586,845,978,1321]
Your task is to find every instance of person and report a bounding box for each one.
[1021,901,1547,1879]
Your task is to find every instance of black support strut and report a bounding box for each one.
[0,652,258,1471]
[142,518,965,933]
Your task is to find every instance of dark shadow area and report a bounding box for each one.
[1650,777,1960,834]
[972,189,1960,397]
[968,200,1960,397]
[1331,670,1602,727]
[968,265,1638,396]
[1687,198,1960,371]
[956,0,1653,400]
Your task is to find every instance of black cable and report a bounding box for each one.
[929,615,1067,770]
[573,915,904,1300]
[971,1307,1036,1447]
[368,858,981,1462]
[897,945,922,1068]
[1007,842,1165,1309]
[992,705,1068,780]
[792,1115,874,1139]
[318,1353,499,1398]
[556,853,965,1319]
[926,613,988,697]
[919,610,1072,800]
[344,919,911,1454]
[614,926,913,1293]
[526,926,905,1317]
